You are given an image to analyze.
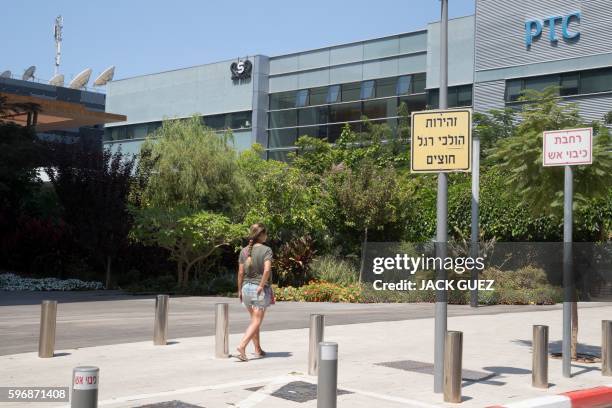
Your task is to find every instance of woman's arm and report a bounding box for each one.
[257,259,272,294]
[237,263,244,300]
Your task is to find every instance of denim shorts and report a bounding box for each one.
[242,282,272,310]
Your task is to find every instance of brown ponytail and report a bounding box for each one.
[245,223,267,269]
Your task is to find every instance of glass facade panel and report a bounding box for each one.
[363,98,397,119]
[298,106,329,126]
[267,149,294,162]
[327,85,340,103]
[269,91,296,110]
[397,75,411,95]
[295,89,309,107]
[269,128,297,148]
[309,86,328,106]
[229,111,251,129]
[269,110,297,128]
[560,73,579,96]
[376,77,397,98]
[506,79,523,101]
[327,123,345,143]
[399,94,426,114]
[456,85,473,107]
[329,102,361,122]
[298,125,328,139]
[524,75,559,93]
[360,80,375,99]
[341,82,361,102]
[412,73,426,93]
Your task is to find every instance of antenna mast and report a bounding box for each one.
[53,15,63,76]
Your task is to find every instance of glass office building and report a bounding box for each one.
[104,0,612,159]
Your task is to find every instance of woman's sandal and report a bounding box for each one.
[254,349,266,357]
[235,347,248,362]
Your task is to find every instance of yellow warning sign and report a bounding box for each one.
[410,109,472,173]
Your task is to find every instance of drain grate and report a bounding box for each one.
[246,380,352,403]
[133,401,203,408]
[376,360,496,382]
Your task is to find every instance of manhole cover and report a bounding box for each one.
[133,401,203,408]
[376,360,495,382]
[246,381,352,403]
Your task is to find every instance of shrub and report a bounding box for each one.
[274,236,317,287]
[273,280,363,303]
[311,255,359,285]
[0,273,103,291]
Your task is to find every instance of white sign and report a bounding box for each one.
[543,128,592,166]
[73,372,98,390]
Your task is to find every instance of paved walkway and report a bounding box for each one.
[0,291,590,355]
[0,303,610,407]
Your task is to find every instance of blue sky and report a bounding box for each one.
[3,0,474,83]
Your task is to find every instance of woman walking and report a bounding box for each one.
[235,223,273,361]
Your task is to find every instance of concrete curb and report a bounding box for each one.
[488,384,612,408]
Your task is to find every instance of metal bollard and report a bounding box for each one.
[38,300,57,358]
[603,320,612,376]
[309,314,325,375]
[153,295,169,345]
[443,331,462,403]
[317,342,337,408]
[71,366,99,408]
[215,303,229,358]
[532,325,549,388]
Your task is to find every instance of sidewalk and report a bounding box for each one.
[0,304,610,408]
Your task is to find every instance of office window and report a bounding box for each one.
[269,110,297,128]
[298,125,328,139]
[309,87,327,106]
[269,91,296,110]
[581,68,612,94]
[399,93,427,113]
[327,124,345,143]
[295,89,309,107]
[360,80,375,99]
[229,111,251,129]
[341,82,361,102]
[560,73,579,96]
[412,73,426,93]
[327,85,341,103]
[363,98,397,119]
[457,85,472,107]
[524,75,559,93]
[298,106,329,126]
[506,79,523,101]
[203,114,226,129]
[268,128,297,148]
[267,149,294,162]
[376,77,397,98]
[329,102,361,122]
[397,75,412,95]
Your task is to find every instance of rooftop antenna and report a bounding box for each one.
[53,15,63,76]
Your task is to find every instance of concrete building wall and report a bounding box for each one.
[426,15,475,89]
[105,59,255,127]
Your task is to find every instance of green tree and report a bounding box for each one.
[237,146,326,241]
[136,116,243,214]
[325,159,399,281]
[132,208,243,286]
[489,87,611,216]
[488,87,612,360]
[473,108,516,152]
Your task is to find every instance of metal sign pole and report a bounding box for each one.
[562,164,573,377]
[434,0,449,394]
[470,136,480,308]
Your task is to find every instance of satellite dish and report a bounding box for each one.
[93,65,115,86]
[68,68,92,89]
[22,65,36,80]
[0,70,10,78]
[49,73,65,86]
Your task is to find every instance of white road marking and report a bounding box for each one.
[235,375,293,408]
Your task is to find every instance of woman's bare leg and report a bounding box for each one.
[246,307,262,352]
[238,308,265,352]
